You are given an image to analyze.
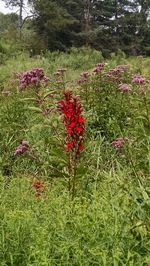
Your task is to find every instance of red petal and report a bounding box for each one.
[78,144,84,151]
[67,142,74,148]
[75,127,83,132]
[78,117,86,123]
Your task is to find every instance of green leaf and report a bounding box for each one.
[76,164,87,178]
[51,147,68,163]
[43,91,55,99]
[50,171,69,178]
[20,98,37,102]
[138,181,149,201]
[28,106,43,113]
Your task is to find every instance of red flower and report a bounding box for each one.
[78,117,86,123]
[78,143,84,151]
[67,128,73,134]
[32,179,46,197]
[69,122,76,128]
[67,142,74,149]
[58,90,85,154]
[75,127,83,133]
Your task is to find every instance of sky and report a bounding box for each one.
[0,0,31,17]
[0,1,14,14]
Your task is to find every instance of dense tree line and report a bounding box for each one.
[1,0,150,56]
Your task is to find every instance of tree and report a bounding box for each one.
[29,0,81,50]
[135,0,150,54]
[90,0,150,55]
[5,0,149,55]
[2,0,33,38]
[0,12,19,33]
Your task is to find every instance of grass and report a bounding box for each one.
[0,48,150,265]
[1,170,150,266]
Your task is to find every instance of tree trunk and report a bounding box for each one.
[84,0,91,46]
[19,0,23,39]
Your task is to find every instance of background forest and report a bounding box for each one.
[0,0,150,56]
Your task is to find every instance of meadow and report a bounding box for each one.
[0,47,150,265]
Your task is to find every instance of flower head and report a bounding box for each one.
[17,68,49,90]
[132,74,147,85]
[80,71,90,79]
[14,140,29,156]
[77,71,90,85]
[93,63,105,74]
[58,90,85,154]
[119,83,132,93]
[107,67,124,79]
[32,179,46,197]
[112,137,128,149]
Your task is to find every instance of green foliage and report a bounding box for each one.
[1,49,150,265]
[0,171,150,265]
[1,1,150,56]
[26,0,150,55]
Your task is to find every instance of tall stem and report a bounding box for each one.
[143,94,150,127]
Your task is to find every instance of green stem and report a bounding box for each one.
[143,94,150,127]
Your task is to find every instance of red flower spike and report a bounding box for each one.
[58,90,85,154]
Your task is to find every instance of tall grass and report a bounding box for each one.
[0,48,150,265]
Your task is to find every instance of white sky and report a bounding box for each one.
[0,0,31,17]
[0,0,14,14]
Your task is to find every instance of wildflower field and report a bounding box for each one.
[0,48,150,265]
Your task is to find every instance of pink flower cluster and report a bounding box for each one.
[14,140,29,156]
[132,74,147,85]
[17,68,49,89]
[107,66,125,79]
[112,137,127,149]
[77,71,90,85]
[93,63,105,74]
[119,83,132,93]
[81,71,90,79]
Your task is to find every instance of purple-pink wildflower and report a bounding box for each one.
[16,68,49,90]
[107,67,124,79]
[132,74,147,85]
[112,137,127,149]
[77,78,89,85]
[14,140,29,156]
[93,63,105,74]
[80,71,90,79]
[77,71,90,85]
[119,83,132,93]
